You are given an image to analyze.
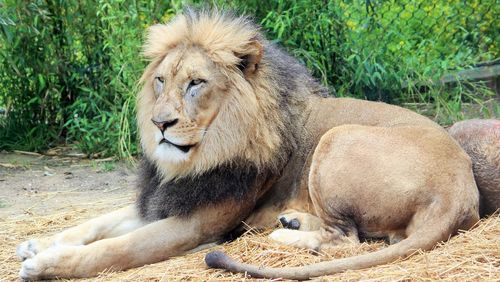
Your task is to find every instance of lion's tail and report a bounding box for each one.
[205,223,453,280]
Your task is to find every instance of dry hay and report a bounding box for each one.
[1,195,498,282]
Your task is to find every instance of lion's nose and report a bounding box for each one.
[151,118,178,132]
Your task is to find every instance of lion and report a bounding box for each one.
[16,10,498,280]
[447,119,499,216]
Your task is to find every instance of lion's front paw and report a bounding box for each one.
[19,257,43,280]
[16,239,48,261]
[18,245,80,280]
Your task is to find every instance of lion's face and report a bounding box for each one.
[144,47,228,163]
[137,12,284,180]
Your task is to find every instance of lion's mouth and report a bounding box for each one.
[159,138,195,153]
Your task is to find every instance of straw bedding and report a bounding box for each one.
[1,192,498,281]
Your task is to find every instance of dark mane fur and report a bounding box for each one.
[138,157,264,220]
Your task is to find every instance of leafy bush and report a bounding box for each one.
[0,1,176,156]
[218,0,498,119]
[0,0,497,157]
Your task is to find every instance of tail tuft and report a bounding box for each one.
[205,251,232,269]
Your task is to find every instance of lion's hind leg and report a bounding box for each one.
[17,205,145,261]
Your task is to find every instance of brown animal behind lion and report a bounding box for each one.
[16,9,499,280]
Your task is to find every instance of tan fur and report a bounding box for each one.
[447,119,500,216]
[17,202,248,279]
[16,11,489,280]
[206,125,480,279]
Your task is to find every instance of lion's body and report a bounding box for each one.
[16,10,497,280]
[448,119,500,216]
[242,97,445,229]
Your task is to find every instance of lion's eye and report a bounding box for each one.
[154,76,164,95]
[192,79,203,85]
[186,79,206,97]
[189,79,205,88]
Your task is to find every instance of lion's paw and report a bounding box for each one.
[269,229,320,250]
[19,257,43,280]
[17,236,60,262]
[269,229,300,245]
[16,240,44,261]
[278,215,301,230]
[277,211,322,231]
[18,245,80,280]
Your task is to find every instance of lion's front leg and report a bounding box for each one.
[19,207,227,280]
[17,205,144,261]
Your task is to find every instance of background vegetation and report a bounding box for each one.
[0,0,498,158]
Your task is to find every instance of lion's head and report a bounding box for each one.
[137,10,297,181]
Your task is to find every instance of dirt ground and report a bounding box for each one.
[0,152,498,281]
[0,152,136,280]
[0,152,136,217]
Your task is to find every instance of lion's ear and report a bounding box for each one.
[235,38,263,75]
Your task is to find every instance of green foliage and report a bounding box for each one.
[218,0,498,114]
[0,1,178,156]
[0,0,498,157]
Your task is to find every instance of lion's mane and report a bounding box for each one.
[136,9,328,220]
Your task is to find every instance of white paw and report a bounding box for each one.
[16,240,38,261]
[18,245,75,280]
[269,229,320,250]
[19,258,42,280]
[269,229,301,245]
